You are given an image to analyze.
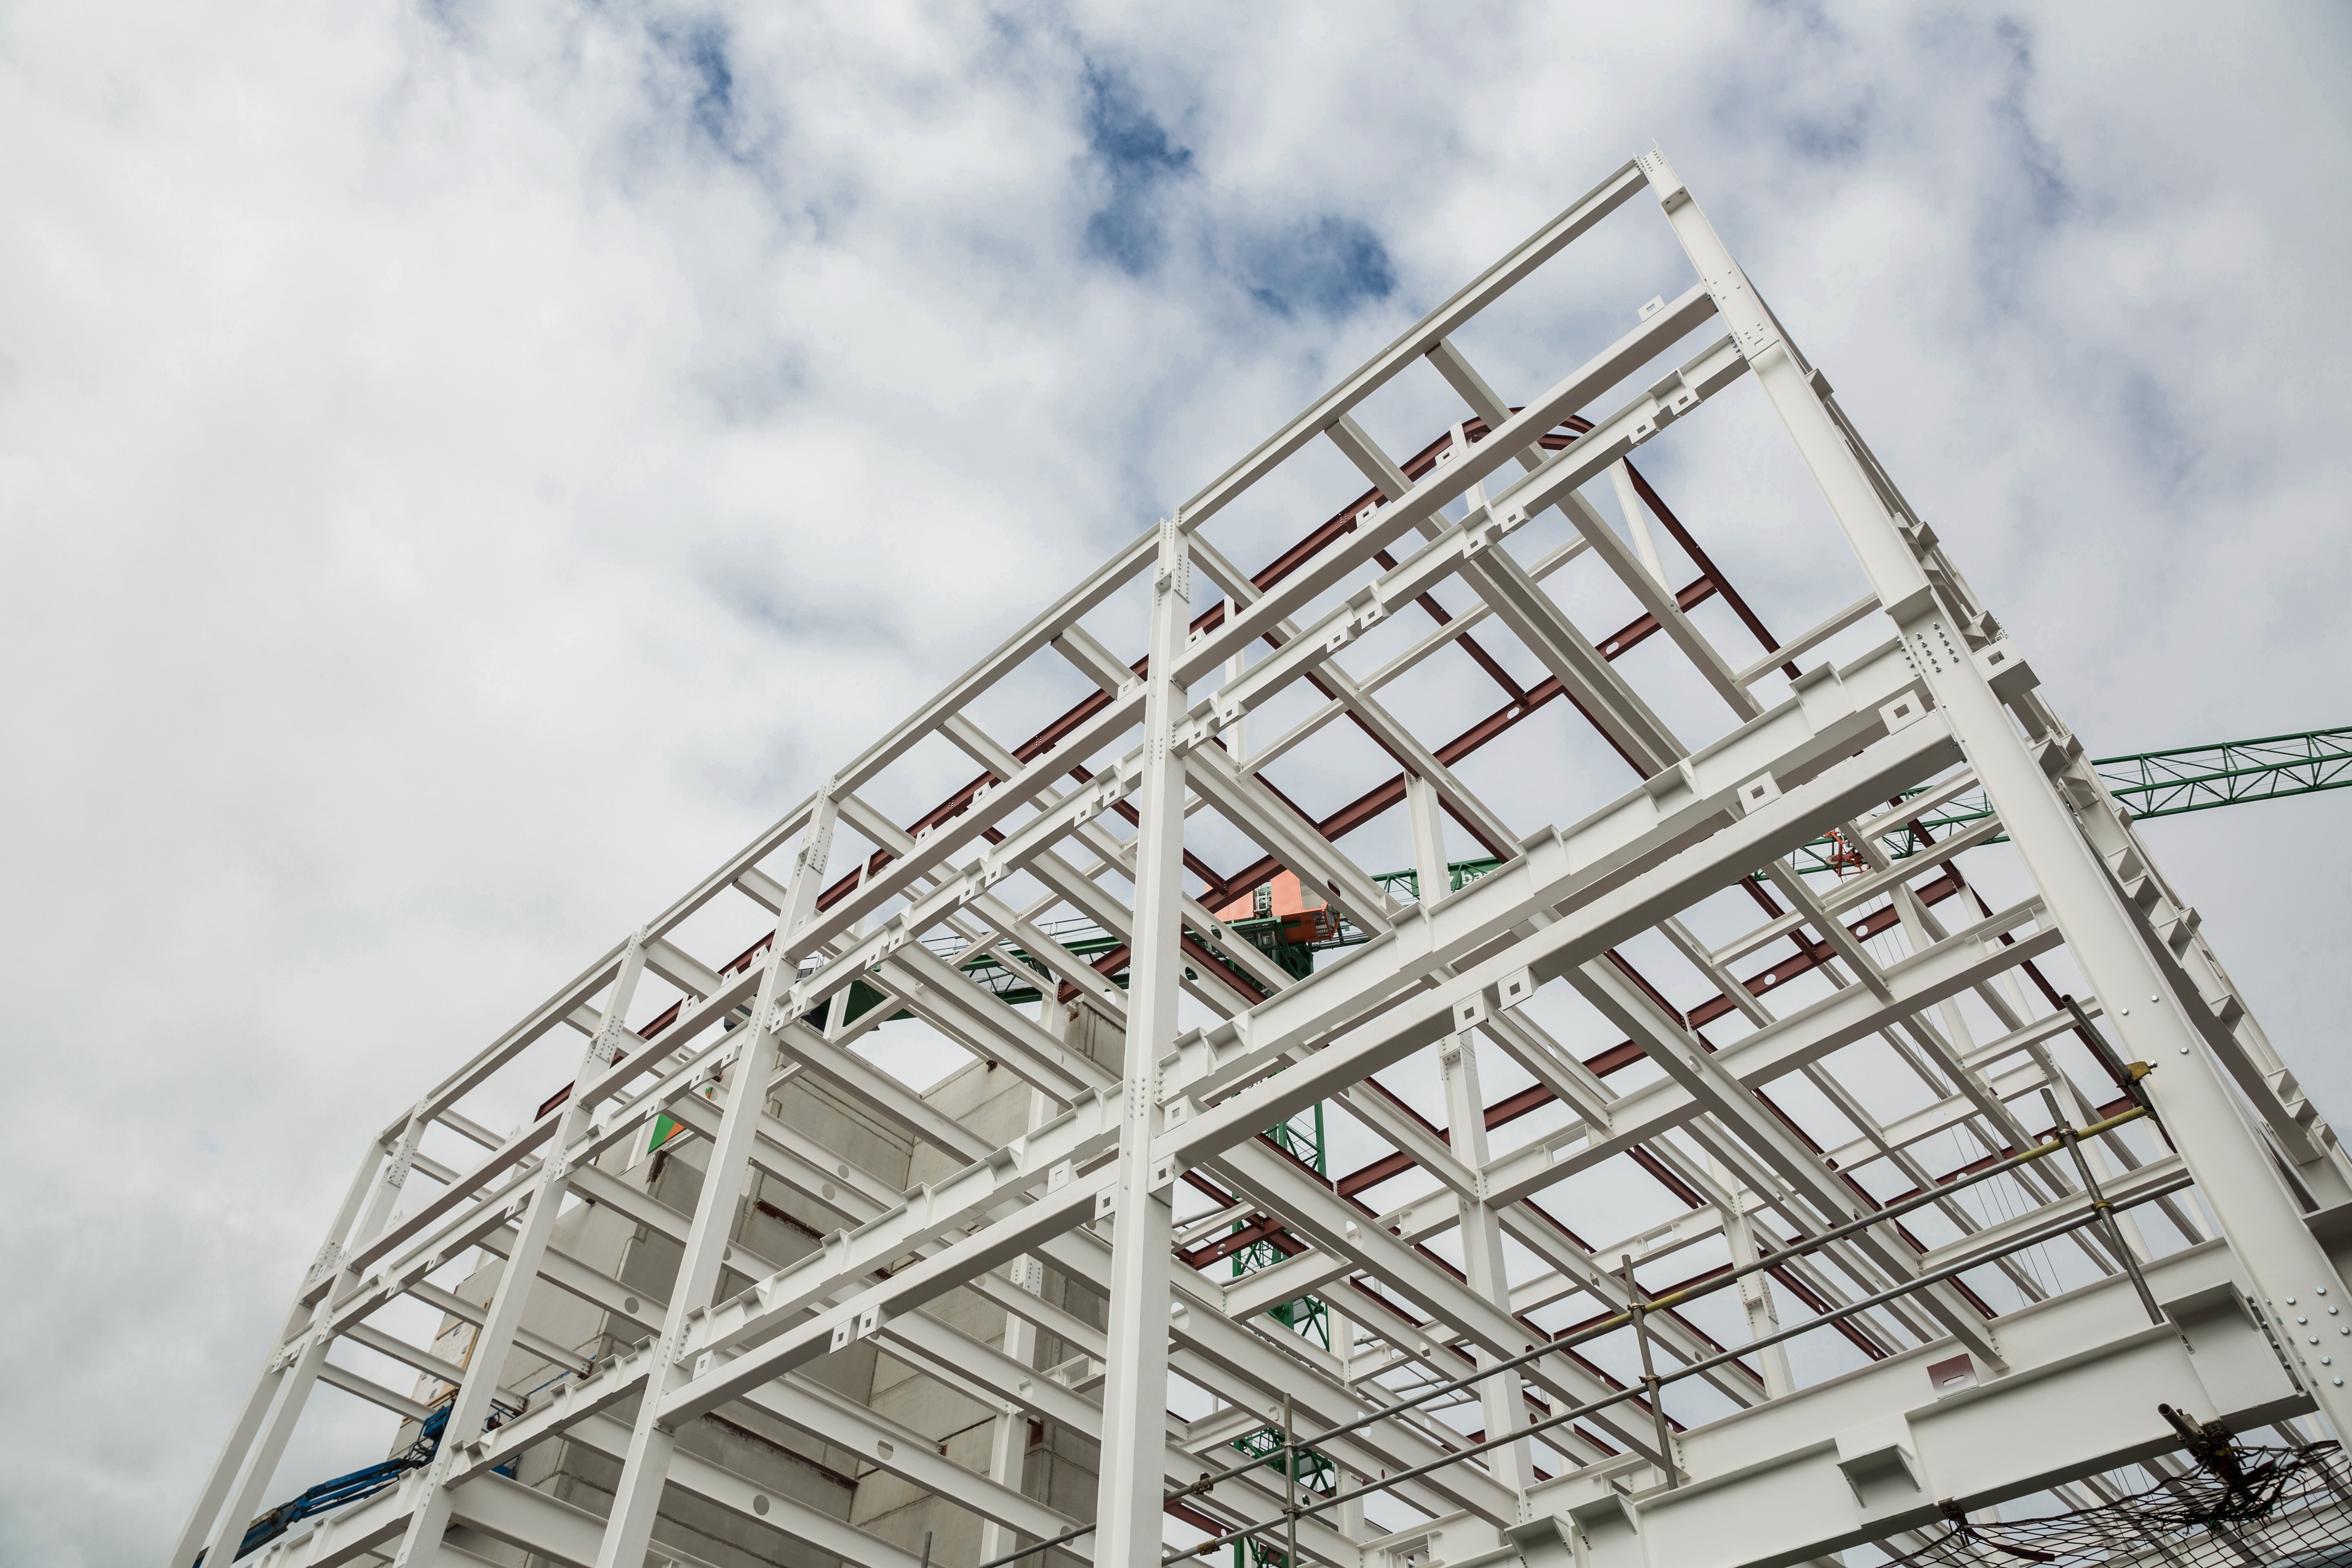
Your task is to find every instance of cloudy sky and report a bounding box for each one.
[4,3,2349,1562]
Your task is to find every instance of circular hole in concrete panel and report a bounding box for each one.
[625,1297,639,1313]
[752,1494,770,1517]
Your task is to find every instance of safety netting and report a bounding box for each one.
[1884,1446,2352,1568]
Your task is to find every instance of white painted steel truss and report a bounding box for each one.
[179,151,2352,1568]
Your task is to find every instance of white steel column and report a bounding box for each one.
[390,939,652,1568]
[1704,1151,1793,1398]
[1608,460,1670,590]
[200,1109,430,1568]
[592,800,835,1568]
[1407,772,1450,904]
[1093,519,1190,1561]
[978,1022,1057,1566]
[173,1133,388,1568]
[1439,1031,1535,1492]
[1645,146,2352,1435]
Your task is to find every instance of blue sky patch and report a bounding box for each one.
[650,18,744,159]
[1078,63,1195,276]
[1239,215,1396,320]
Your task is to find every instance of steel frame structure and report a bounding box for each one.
[179,150,2352,1568]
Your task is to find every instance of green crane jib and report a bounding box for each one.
[937,726,2352,1001]
[1778,723,2352,881]
[1375,724,2352,899]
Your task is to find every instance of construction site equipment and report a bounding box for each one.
[196,1404,453,1568]
[177,149,2352,1568]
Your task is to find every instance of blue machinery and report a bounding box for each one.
[194,1403,448,1567]
[194,1398,524,1568]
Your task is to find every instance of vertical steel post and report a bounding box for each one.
[1405,773,1450,905]
[1093,518,1190,1562]
[592,800,837,1568]
[1439,1032,1534,1494]
[2045,1093,2166,1327]
[978,1007,1058,1565]
[1283,1390,1298,1568]
[1645,145,2352,1437]
[1704,1151,1794,1399]
[170,1131,386,1568]
[199,1108,432,1568]
[1622,1254,1676,1487]
[389,937,652,1568]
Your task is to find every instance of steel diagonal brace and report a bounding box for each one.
[1482,1004,1617,1134]
[1473,542,1685,771]
[1327,1082,1481,1199]
[877,1308,1365,1563]
[642,935,725,1000]
[326,1076,717,1347]
[1028,1227,1523,1527]
[467,1192,1148,1557]
[1203,1137,1672,1469]
[788,686,1147,960]
[1479,899,2060,1207]
[1177,288,1726,686]
[1049,618,1410,937]
[777,1018,996,1161]
[1172,636,1940,1106]
[340,984,767,1292]
[1711,812,2001,969]
[1325,411,1687,771]
[434,1176,1109,1493]
[650,1081,901,1230]
[874,943,1102,1103]
[1423,340,1761,723]
[1762,859,1893,1000]
[1561,955,2004,1365]
[947,846,1491,1236]
[675,1098,1120,1363]
[1184,531,1524,863]
[1490,1207,1767,1410]
[1163,708,1964,1159]
[657,1175,1111,1426]
[1176,158,1648,536]
[1181,740,1392,933]
[826,778,1143,1018]
[1006,1230,1503,1512]
[792,753,1163,1011]
[1371,336,1749,637]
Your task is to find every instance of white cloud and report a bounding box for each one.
[1,3,2346,1561]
